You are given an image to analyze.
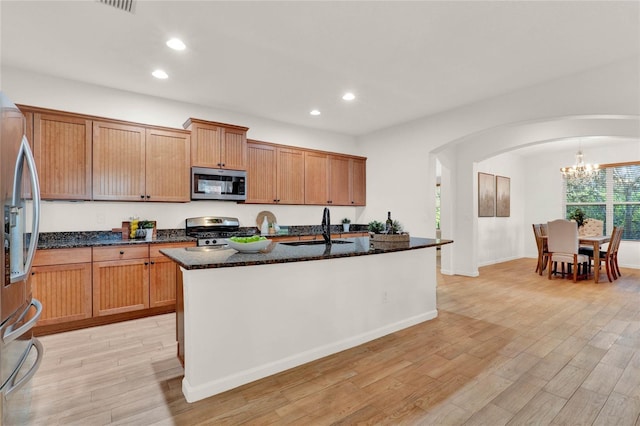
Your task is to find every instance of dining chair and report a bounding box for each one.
[579,218,604,237]
[547,219,589,283]
[581,226,623,282]
[532,224,548,275]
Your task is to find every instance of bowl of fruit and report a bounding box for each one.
[225,236,271,253]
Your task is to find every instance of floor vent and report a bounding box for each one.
[96,0,136,14]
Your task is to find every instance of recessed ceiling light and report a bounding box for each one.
[152,69,169,79]
[342,92,355,101]
[310,109,321,116]
[166,38,186,51]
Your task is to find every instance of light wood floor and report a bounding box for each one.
[13,258,640,425]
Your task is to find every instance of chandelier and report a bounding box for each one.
[561,146,599,180]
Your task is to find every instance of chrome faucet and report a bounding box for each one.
[322,207,331,245]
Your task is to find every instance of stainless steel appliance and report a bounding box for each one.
[191,167,246,201]
[186,216,256,247]
[0,93,43,424]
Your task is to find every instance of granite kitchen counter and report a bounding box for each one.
[36,229,195,250]
[172,234,452,402]
[161,236,452,270]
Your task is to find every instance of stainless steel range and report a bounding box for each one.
[186,216,256,247]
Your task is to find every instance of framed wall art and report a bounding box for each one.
[478,172,495,217]
[496,175,511,217]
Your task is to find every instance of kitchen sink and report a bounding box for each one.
[280,240,354,247]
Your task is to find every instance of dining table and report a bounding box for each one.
[542,235,611,283]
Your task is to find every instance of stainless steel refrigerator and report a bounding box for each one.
[0,92,43,424]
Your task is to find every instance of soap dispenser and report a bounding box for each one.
[261,216,269,235]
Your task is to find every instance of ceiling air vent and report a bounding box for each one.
[97,0,136,14]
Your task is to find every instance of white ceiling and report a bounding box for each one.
[1,1,639,136]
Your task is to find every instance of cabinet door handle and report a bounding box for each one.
[119,250,125,255]
[146,195,151,199]
[140,195,145,199]
[150,261,155,265]
[144,262,149,266]
[221,163,225,167]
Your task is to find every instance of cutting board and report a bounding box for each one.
[256,211,277,227]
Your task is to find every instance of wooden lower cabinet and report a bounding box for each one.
[30,248,92,326]
[34,242,195,333]
[149,242,194,308]
[93,258,150,316]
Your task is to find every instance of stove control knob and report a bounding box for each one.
[212,239,218,245]
[205,240,210,245]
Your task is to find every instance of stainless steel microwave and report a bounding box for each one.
[191,167,247,201]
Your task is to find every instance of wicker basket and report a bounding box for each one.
[369,232,410,249]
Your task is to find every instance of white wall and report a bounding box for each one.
[3,67,360,231]
[359,56,640,275]
[476,153,525,267]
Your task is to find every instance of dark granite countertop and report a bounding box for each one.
[36,229,195,249]
[34,224,371,250]
[161,237,453,270]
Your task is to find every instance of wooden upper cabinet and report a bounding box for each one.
[329,155,351,205]
[304,151,329,205]
[145,128,190,202]
[33,112,92,200]
[93,121,146,201]
[184,118,248,170]
[246,141,305,204]
[350,157,366,206]
[277,147,305,204]
[246,142,277,203]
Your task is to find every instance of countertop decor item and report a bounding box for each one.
[225,237,271,253]
[256,211,276,228]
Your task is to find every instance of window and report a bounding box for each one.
[564,162,640,241]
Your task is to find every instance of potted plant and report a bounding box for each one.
[568,208,586,228]
[368,220,385,234]
[341,218,351,232]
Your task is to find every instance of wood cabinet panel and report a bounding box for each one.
[246,142,277,203]
[277,147,305,204]
[31,263,92,325]
[191,125,221,168]
[304,151,329,204]
[145,128,190,202]
[221,127,247,170]
[93,259,149,316]
[34,113,92,200]
[93,121,146,201]
[33,248,92,266]
[185,118,248,170]
[149,256,177,308]
[93,245,149,262]
[149,242,195,308]
[329,155,351,205]
[351,158,366,205]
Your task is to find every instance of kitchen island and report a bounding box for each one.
[161,236,452,403]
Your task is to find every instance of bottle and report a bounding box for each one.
[386,211,393,234]
[261,216,269,235]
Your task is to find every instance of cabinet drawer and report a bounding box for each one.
[93,245,149,262]
[150,242,195,258]
[33,248,92,266]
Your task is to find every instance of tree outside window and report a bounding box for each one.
[564,162,639,240]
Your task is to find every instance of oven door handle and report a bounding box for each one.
[2,298,43,345]
[3,337,44,398]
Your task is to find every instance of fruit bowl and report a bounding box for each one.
[225,237,271,253]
